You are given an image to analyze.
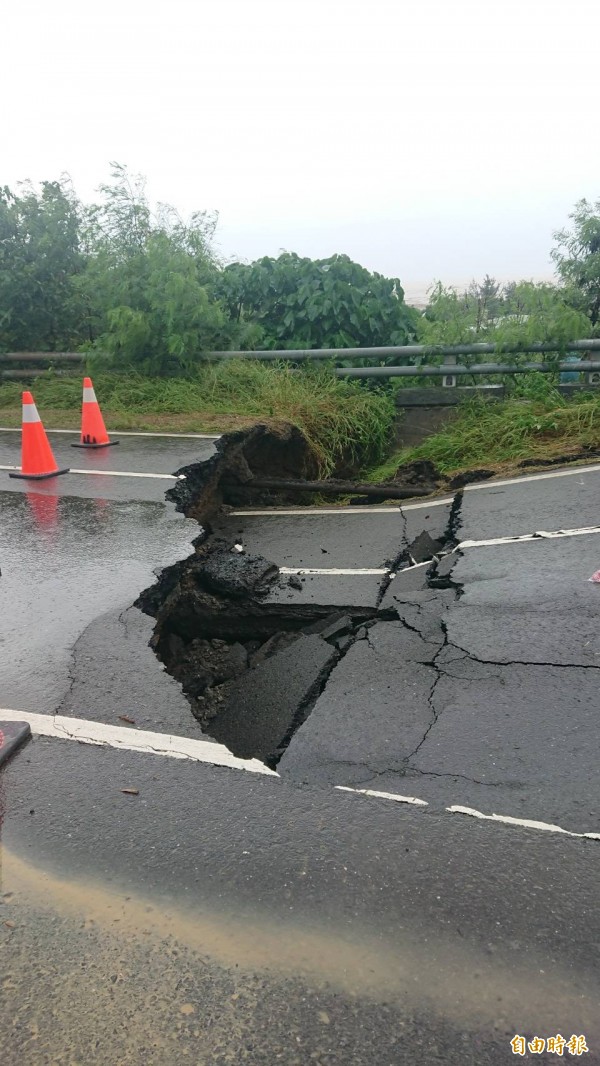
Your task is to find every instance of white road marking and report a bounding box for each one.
[232,462,600,516]
[447,805,600,841]
[280,527,600,577]
[280,559,432,577]
[3,709,597,840]
[336,786,428,806]
[0,428,220,439]
[0,465,184,480]
[336,789,599,840]
[471,464,600,489]
[460,526,600,548]
[0,709,277,777]
[69,469,185,480]
[280,566,389,576]
[231,501,451,516]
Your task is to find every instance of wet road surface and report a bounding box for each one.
[0,429,218,502]
[0,433,599,1064]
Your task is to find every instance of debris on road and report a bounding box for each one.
[120,788,140,796]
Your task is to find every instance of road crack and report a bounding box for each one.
[444,635,600,672]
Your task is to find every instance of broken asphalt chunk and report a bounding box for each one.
[409,530,443,565]
[198,550,279,599]
[206,635,339,762]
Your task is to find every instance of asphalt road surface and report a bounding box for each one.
[0,431,599,1066]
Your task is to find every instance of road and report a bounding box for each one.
[0,429,598,1065]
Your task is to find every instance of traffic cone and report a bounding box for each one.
[8,392,69,480]
[72,377,119,449]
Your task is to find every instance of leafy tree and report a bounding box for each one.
[218,252,418,351]
[420,278,590,353]
[552,198,600,326]
[466,275,503,331]
[82,164,233,373]
[421,276,504,344]
[494,281,590,352]
[0,179,85,351]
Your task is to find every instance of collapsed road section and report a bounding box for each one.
[136,423,463,768]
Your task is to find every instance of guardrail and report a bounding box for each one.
[0,352,84,380]
[208,339,600,361]
[208,339,600,386]
[1,342,600,386]
[336,360,600,382]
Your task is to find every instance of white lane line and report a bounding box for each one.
[232,462,600,516]
[280,559,432,577]
[280,566,389,576]
[471,463,600,489]
[447,805,600,841]
[0,465,184,480]
[276,529,600,575]
[279,528,600,577]
[0,428,220,439]
[336,786,428,806]
[460,525,600,548]
[232,500,452,516]
[69,469,184,480]
[336,788,599,840]
[3,709,598,840]
[0,709,277,777]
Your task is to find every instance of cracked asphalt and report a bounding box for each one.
[1,434,599,1065]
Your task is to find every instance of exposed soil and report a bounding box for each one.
[167,422,322,522]
[392,444,600,492]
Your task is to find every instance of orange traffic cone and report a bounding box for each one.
[72,377,119,449]
[9,392,69,480]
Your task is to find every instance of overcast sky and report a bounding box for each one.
[2,0,598,297]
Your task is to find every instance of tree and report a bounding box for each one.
[217,252,419,351]
[496,280,590,350]
[552,198,600,326]
[420,278,590,351]
[466,275,503,331]
[0,179,85,351]
[420,281,488,344]
[81,164,233,373]
[420,277,503,344]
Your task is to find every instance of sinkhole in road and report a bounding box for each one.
[135,424,463,767]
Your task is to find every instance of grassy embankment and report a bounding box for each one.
[0,362,394,477]
[369,376,600,482]
[2,366,600,482]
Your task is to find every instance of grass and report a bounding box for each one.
[5,366,599,485]
[367,375,600,481]
[0,362,395,477]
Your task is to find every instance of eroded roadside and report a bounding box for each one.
[135,423,463,767]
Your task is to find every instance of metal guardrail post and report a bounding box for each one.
[584,352,600,386]
[442,354,457,388]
